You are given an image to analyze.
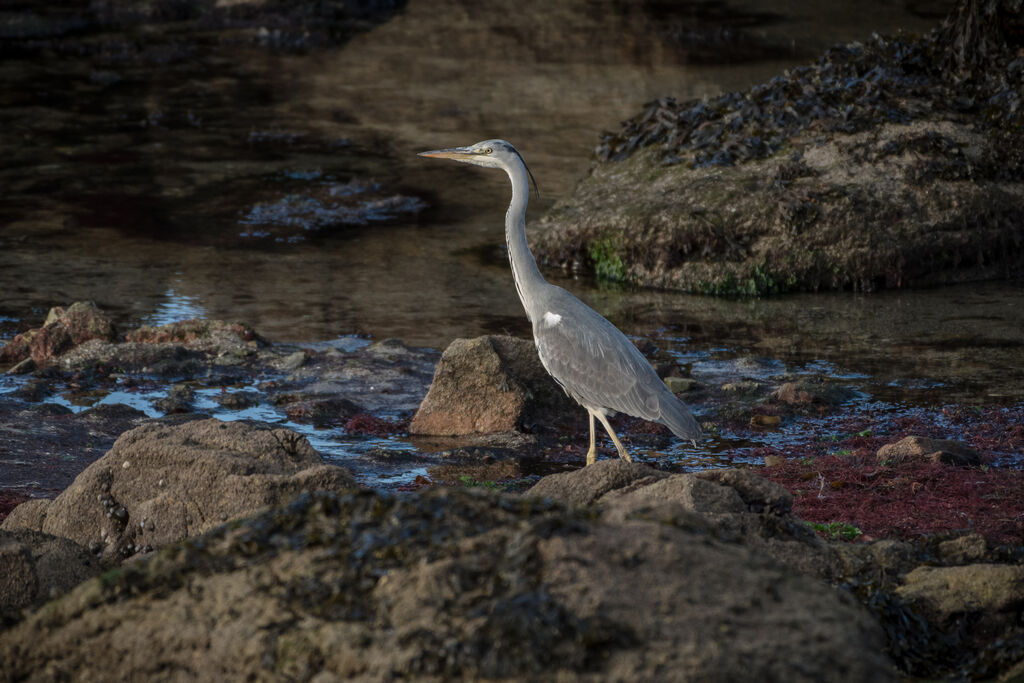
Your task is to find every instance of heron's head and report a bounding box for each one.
[418,139,521,169]
[419,139,538,193]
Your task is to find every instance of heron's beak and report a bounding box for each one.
[418,147,478,161]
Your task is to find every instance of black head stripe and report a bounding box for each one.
[509,146,540,199]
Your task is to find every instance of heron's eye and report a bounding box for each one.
[484,147,493,154]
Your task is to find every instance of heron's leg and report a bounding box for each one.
[584,410,598,466]
[595,412,632,463]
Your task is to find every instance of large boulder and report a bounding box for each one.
[1,419,357,562]
[535,33,1024,295]
[410,335,579,436]
[0,488,895,681]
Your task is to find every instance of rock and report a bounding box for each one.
[264,339,437,416]
[153,383,195,414]
[0,302,120,368]
[215,391,259,410]
[427,458,523,485]
[876,436,982,467]
[0,529,100,621]
[529,462,834,580]
[773,379,855,406]
[1001,658,1024,683]
[0,419,357,562]
[79,403,148,421]
[280,350,307,371]
[936,534,988,564]
[535,32,1024,295]
[284,397,362,427]
[775,382,812,404]
[52,318,265,376]
[0,330,34,366]
[895,564,1024,622]
[9,380,47,402]
[750,413,780,428]
[600,474,746,515]
[664,376,697,393]
[57,339,205,376]
[410,335,578,436]
[7,357,35,374]
[124,319,264,349]
[695,467,794,515]
[526,459,668,506]
[0,489,895,681]
[2,500,50,531]
[721,380,761,394]
[45,302,117,344]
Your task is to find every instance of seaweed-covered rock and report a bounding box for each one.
[0,419,356,562]
[410,335,579,437]
[536,31,1024,295]
[0,302,117,368]
[896,565,1024,622]
[0,489,895,681]
[876,435,982,467]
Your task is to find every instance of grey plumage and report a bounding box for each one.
[531,286,701,439]
[419,139,701,464]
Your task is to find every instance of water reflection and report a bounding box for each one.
[143,288,207,327]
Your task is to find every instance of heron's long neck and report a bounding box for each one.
[504,164,546,322]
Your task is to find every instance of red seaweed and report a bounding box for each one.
[760,452,1023,544]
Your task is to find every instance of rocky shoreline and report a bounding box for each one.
[0,302,1022,680]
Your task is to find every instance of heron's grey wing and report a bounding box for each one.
[533,305,666,422]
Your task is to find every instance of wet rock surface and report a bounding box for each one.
[536,30,1024,294]
[0,487,895,682]
[0,307,442,493]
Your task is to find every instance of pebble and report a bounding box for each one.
[281,351,306,371]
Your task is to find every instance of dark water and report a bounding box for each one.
[4,0,1021,410]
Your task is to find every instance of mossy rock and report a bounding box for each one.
[534,30,1024,296]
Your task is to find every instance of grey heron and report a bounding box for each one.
[419,139,701,465]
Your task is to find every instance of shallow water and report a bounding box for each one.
[3,0,1020,416]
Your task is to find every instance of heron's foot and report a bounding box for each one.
[585,444,597,466]
[616,447,633,463]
